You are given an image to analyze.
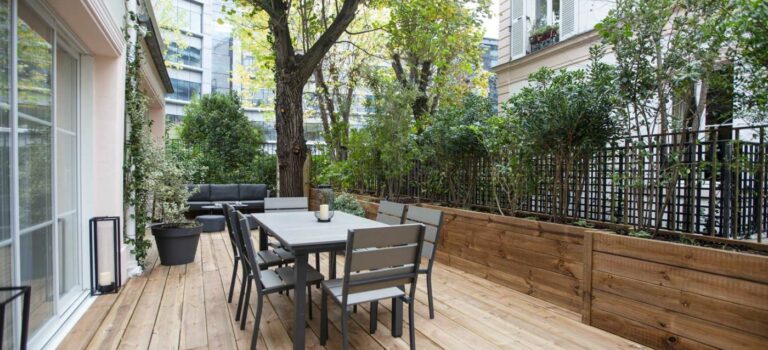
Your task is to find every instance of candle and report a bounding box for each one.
[319,204,329,220]
[99,271,113,287]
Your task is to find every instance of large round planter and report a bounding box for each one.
[151,223,203,265]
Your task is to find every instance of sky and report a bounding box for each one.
[484,0,500,39]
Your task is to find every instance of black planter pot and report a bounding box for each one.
[151,223,203,265]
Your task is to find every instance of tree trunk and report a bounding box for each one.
[275,77,307,197]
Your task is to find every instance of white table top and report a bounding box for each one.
[251,211,388,249]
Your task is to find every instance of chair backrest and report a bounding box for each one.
[404,206,444,263]
[221,203,239,257]
[264,197,308,212]
[341,224,425,306]
[376,200,407,225]
[236,211,265,297]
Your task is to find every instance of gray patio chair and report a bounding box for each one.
[376,200,407,225]
[404,205,444,319]
[236,211,324,350]
[320,224,425,350]
[264,197,323,270]
[223,205,295,323]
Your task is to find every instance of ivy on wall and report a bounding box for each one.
[122,11,153,267]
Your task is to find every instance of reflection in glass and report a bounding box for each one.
[19,226,53,335]
[18,2,54,337]
[0,0,10,245]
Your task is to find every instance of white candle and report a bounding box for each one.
[319,204,330,220]
[99,271,113,287]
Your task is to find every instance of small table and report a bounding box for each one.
[202,202,246,214]
[251,211,396,350]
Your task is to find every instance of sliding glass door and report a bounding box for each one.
[56,45,80,310]
[0,1,84,346]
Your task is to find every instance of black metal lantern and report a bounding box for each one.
[0,286,30,350]
[314,185,335,222]
[89,217,122,295]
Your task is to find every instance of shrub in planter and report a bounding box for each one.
[334,193,366,217]
[148,143,202,265]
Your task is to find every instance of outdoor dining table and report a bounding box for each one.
[251,211,400,350]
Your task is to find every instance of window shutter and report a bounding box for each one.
[510,0,525,59]
[560,0,577,39]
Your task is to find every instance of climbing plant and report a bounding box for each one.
[122,12,153,267]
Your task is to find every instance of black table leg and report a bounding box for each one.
[293,252,309,350]
[259,226,268,251]
[330,251,337,279]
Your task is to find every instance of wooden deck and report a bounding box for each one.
[58,231,645,350]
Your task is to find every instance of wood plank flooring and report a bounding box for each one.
[58,231,646,350]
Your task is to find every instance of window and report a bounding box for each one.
[533,0,560,29]
[173,0,202,33]
[168,78,202,101]
[166,36,202,67]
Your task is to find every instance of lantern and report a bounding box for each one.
[89,217,122,295]
[314,185,335,222]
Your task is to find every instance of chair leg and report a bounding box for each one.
[315,252,320,271]
[235,268,248,321]
[341,306,350,350]
[320,289,328,345]
[408,300,416,350]
[241,277,253,330]
[427,272,435,319]
[353,305,357,313]
[307,285,313,320]
[250,294,264,350]
[369,301,378,334]
[228,258,239,303]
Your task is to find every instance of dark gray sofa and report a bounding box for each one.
[187,184,269,215]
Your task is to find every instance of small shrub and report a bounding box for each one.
[334,193,366,217]
[572,219,594,228]
[628,230,652,239]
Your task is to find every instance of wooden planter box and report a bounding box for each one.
[313,190,768,349]
[583,230,768,349]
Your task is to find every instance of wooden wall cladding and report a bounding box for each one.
[586,231,768,349]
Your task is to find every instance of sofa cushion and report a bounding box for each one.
[210,184,239,202]
[239,184,268,201]
[187,184,210,202]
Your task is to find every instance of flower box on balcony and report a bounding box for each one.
[529,24,560,53]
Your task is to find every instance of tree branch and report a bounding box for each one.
[297,0,362,82]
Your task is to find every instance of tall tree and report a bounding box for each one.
[386,0,489,131]
[233,0,363,196]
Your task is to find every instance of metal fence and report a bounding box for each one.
[356,125,768,242]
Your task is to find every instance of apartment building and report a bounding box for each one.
[494,0,613,102]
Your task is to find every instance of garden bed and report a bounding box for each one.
[316,190,768,349]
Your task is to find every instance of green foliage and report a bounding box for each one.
[729,0,768,122]
[499,49,618,221]
[123,13,153,266]
[419,93,492,206]
[177,92,268,184]
[530,23,558,38]
[628,230,653,239]
[596,0,730,134]
[147,142,194,225]
[572,219,594,228]
[333,193,366,217]
[386,0,491,125]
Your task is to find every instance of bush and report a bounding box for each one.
[334,193,365,217]
[177,92,267,184]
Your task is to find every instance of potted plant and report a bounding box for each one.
[149,144,203,265]
[529,23,559,45]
